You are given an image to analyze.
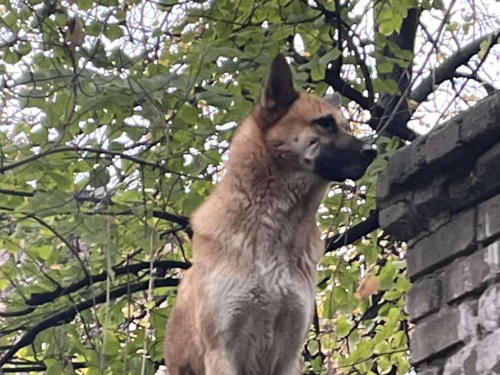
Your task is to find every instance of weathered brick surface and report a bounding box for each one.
[376,168,391,203]
[376,93,500,374]
[460,92,500,150]
[476,329,500,374]
[424,120,462,166]
[447,169,479,212]
[443,242,500,302]
[478,193,500,243]
[446,144,500,214]
[474,142,500,201]
[478,283,500,333]
[386,136,426,187]
[379,201,423,241]
[443,342,478,375]
[414,175,449,219]
[408,209,476,279]
[407,277,441,322]
[410,305,475,364]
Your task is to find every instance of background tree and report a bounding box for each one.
[0,0,499,373]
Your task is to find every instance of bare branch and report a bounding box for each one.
[410,30,500,104]
[0,308,36,318]
[1,362,86,373]
[325,209,379,253]
[0,146,205,180]
[0,188,190,231]
[26,260,189,307]
[453,72,496,95]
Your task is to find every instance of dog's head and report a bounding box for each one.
[259,54,377,182]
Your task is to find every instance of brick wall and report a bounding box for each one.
[377,91,500,375]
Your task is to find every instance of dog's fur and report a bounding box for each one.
[164,55,376,375]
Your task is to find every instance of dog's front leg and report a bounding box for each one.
[204,349,237,375]
[271,355,302,375]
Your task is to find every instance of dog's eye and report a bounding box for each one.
[313,116,337,131]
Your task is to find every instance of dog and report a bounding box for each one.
[163,54,377,375]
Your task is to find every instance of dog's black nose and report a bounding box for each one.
[361,144,377,160]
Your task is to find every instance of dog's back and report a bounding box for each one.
[164,55,376,375]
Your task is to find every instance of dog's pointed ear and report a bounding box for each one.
[263,54,299,111]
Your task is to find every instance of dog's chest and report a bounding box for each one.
[209,247,317,339]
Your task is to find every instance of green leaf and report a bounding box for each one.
[105,25,124,41]
[86,21,102,37]
[33,245,53,260]
[432,0,445,10]
[336,315,351,338]
[4,11,18,29]
[382,79,399,94]
[78,0,93,9]
[177,105,200,124]
[319,48,342,67]
[4,51,20,64]
[379,262,397,290]
[18,43,32,56]
[89,166,110,188]
[29,127,48,144]
[378,61,394,74]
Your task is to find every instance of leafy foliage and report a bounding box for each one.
[0,0,498,373]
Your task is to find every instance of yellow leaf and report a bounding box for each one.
[355,272,380,300]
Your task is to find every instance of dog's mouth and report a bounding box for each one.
[314,146,376,182]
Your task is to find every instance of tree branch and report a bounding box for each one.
[0,146,203,180]
[0,188,190,233]
[0,277,179,367]
[325,209,379,253]
[26,260,189,307]
[1,362,86,373]
[0,308,36,318]
[152,211,190,228]
[410,30,500,104]
[453,72,496,95]
[324,68,372,110]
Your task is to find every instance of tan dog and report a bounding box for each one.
[164,55,376,375]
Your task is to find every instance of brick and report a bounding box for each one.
[407,277,441,322]
[379,202,423,241]
[476,329,500,373]
[443,342,478,375]
[386,136,426,187]
[447,144,500,213]
[411,306,475,364]
[414,175,449,219]
[377,169,391,204]
[408,210,476,280]
[444,242,500,302]
[460,92,500,150]
[424,120,462,166]
[474,142,500,201]
[478,193,500,243]
[478,282,500,333]
[447,170,480,212]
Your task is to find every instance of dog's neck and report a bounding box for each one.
[190,116,328,263]
[224,117,328,218]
